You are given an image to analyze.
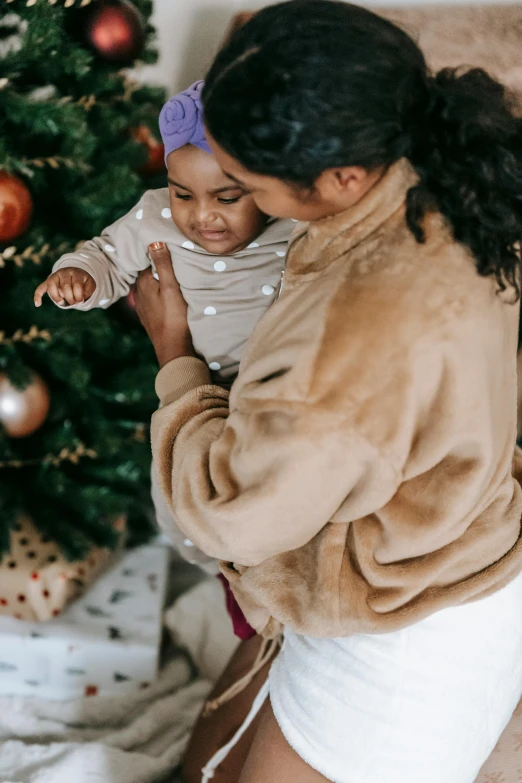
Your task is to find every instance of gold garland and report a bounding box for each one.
[59,94,96,110]
[6,1,94,6]
[133,423,147,443]
[22,156,91,173]
[77,94,96,111]
[0,325,51,346]
[116,75,141,104]
[0,442,97,469]
[0,242,79,268]
[0,243,49,268]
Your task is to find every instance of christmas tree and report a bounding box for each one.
[0,0,166,559]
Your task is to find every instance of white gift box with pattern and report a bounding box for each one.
[0,544,168,699]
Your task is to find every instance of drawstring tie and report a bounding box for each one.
[201,678,270,783]
[203,636,280,716]
[200,636,282,782]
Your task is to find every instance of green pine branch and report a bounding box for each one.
[0,0,166,556]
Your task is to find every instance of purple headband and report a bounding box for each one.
[159,80,212,163]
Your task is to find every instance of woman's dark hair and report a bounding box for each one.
[203,0,522,296]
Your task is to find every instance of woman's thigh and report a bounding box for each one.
[182,636,274,783]
[239,701,330,783]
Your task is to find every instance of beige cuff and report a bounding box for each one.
[155,356,211,405]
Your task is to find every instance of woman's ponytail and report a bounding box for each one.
[204,1,522,296]
[406,67,522,295]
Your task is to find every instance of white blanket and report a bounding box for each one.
[0,577,238,783]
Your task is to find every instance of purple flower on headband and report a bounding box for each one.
[159,80,212,163]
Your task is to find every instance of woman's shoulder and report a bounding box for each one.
[336,209,499,344]
[237,208,515,411]
[296,210,510,402]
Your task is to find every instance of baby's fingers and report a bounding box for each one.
[34,280,49,307]
[73,279,86,303]
[61,277,77,306]
[47,278,65,306]
[83,274,96,300]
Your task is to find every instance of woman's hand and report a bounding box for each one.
[134,242,195,368]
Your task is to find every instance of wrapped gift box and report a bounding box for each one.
[0,544,168,699]
[0,514,126,621]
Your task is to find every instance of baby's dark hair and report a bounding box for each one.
[203,0,522,297]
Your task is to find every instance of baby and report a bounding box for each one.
[34,81,294,571]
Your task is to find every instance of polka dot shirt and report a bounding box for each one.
[52,188,296,384]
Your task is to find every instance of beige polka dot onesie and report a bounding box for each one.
[52,188,294,569]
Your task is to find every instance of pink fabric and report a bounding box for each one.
[218,574,256,640]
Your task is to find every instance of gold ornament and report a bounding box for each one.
[0,371,50,438]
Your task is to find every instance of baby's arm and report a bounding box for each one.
[34,197,149,310]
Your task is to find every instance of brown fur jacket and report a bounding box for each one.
[151,159,522,638]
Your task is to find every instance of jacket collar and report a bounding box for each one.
[287,159,419,275]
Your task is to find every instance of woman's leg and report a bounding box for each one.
[239,702,330,783]
[182,635,275,783]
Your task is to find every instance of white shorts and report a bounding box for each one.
[269,570,522,783]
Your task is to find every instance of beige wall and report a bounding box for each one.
[139,0,242,95]
[139,0,510,96]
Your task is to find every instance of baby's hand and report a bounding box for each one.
[34,267,96,307]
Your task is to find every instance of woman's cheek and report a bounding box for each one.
[251,193,287,219]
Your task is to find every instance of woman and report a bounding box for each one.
[135,2,522,781]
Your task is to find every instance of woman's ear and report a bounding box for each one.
[334,166,369,192]
[314,166,381,208]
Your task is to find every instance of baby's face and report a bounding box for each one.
[166,145,268,254]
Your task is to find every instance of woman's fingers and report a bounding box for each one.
[133,242,193,366]
[148,242,177,289]
[136,265,158,293]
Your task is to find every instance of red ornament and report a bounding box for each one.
[85,0,146,62]
[131,125,165,176]
[0,172,33,243]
